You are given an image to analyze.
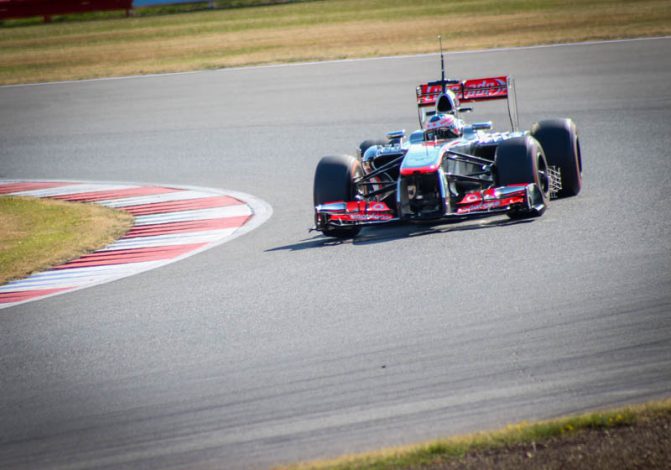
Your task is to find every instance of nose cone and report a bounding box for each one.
[400,143,442,176]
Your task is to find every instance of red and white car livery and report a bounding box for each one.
[312,69,583,238]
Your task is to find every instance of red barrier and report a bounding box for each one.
[0,0,133,21]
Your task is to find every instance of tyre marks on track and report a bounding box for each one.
[0,180,272,309]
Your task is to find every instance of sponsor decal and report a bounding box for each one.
[456,193,526,214]
[369,202,389,212]
[320,200,394,224]
[417,76,509,105]
[342,201,391,213]
[334,213,394,222]
[457,200,502,213]
[462,77,508,100]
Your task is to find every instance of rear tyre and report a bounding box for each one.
[495,136,550,219]
[313,154,363,238]
[531,118,582,197]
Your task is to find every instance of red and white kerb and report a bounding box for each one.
[0,180,271,309]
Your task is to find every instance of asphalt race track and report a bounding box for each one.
[1,38,670,469]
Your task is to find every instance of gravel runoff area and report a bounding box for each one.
[427,411,671,470]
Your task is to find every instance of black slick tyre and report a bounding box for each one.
[531,118,582,197]
[495,136,550,219]
[313,154,362,238]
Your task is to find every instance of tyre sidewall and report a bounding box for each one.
[495,136,549,217]
[531,118,582,197]
[313,154,362,237]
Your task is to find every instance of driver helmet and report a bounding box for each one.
[424,113,462,140]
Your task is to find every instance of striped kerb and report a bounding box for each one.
[0,180,263,309]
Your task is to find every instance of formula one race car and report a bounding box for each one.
[312,53,582,238]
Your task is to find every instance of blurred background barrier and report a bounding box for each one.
[0,0,133,21]
[0,0,220,22]
[133,0,213,6]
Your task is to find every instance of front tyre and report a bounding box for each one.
[495,136,550,219]
[313,154,363,238]
[531,118,582,197]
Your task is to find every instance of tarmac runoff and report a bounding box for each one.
[0,180,272,309]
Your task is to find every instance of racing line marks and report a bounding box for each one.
[0,180,272,309]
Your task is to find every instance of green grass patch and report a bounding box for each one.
[281,398,671,469]
[0,196,133,285]
[1,0,669,85]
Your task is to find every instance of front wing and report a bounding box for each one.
[313,184,542,231]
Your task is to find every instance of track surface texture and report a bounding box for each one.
[1,39,670,469]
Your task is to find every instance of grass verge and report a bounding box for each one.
[0,196,133,285]
[280,398,671,469]
[1,0,670,85]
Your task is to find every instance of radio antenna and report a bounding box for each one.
[439,35,446,94]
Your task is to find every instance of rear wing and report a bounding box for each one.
[416,76,518,130]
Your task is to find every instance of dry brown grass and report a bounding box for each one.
[1,0,669,84]
[0,196,133,285]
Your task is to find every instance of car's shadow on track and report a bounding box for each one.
[266,217,533,252]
